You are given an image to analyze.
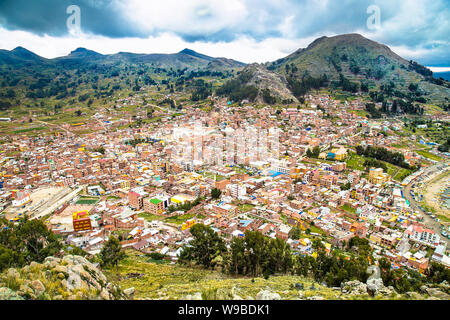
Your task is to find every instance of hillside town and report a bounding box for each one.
[1,93,449,278]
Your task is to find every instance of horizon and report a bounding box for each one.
[4,36,450,72]
[0,0,449,66]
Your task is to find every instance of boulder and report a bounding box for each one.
[30,280,45,296]
[307,296,324,300]
[100,288,111,300]
[256,289,281,300]
[366,278,384,294]
[405,292,423,300]
[124,287,135,298]
[341,280,367,295]
[439,280,449,292]
[0,287,25,300]
[184,292,203,300]
[377,286,394,297]
[18,284,34,298]
[53,265,68,274]
[6,268,20,281]
[425,288,450,300]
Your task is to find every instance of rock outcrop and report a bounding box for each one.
[341,280,368,296]
[0,255,126,300]
[255,289,281,300]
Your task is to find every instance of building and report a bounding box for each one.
[276,225,292,240]
[404,225,440,247]
[73,210,92,232]
[128,187,148,209]
[144,198,164,215]
[369,167,390,185]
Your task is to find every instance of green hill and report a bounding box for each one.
[268,33,450,104]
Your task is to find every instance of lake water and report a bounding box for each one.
[434,72,450,81]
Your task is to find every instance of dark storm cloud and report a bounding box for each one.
[0,0,448,64]
[0,0,145,38]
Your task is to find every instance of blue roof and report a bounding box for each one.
[239,220,252,227]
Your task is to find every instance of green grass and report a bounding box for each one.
[393,168,413,182]
[346,152,366,171]
[340,204,357,214]
[310,225,326,235]
[75,196,99,205]
[346,152,412,182]
[239,204,255,213]
[200,172,226,181]
[103,250,348,300]
[351,110,369,117]
[415,150,443,161]
[13,126,46,134]
[138,212,164,222]
[164,213,196,225]
[436,214,450,223]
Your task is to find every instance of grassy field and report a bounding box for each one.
[346,152,366,171]
[164,213,196,225]
[75,197,99,205]
[415,150,443,161]
[138,212,164,222]
[239,204,255,213]
[340,204,357,214]
[346,152,412,182]
[13,126,47,134]
[103,250,381,300]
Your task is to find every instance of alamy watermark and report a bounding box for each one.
[366,5,381,30]
[168,121,281,168]
[67,5,81,35]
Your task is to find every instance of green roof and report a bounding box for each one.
[149,199,162,205]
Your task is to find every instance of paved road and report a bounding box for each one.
[403,161,450,247]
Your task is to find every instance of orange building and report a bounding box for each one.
[73,210,92,232]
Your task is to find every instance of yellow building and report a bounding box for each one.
[332,148,347,161]
[181,218,196,231]
[120,180,131,190]
[369,233,381,245]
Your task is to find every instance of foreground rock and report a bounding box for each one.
[255,289,281,300]
[0,255,126,300]
[341,280,368,296]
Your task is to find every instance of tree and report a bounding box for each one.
[211,188,222,200]
[99,236,125,275]
[179,224,226,269]
[289,227,302,240]
[242,231,267,277]
[228,237,246,275]
[0,217,62,272]
[341,182,351,190]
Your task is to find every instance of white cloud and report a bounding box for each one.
[428,67,450,73]
[0,27,313,63]
[116,0,248,37]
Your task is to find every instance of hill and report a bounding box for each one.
[0,255,127,300]
[102,250,448,300]
[0,46,245,72]
[268,33,450,104]
[216,63,297,104]
[0,46,49,66]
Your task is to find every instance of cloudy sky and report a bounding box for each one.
[0,0,448,68]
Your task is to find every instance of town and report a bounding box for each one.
[1,91,449,284]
